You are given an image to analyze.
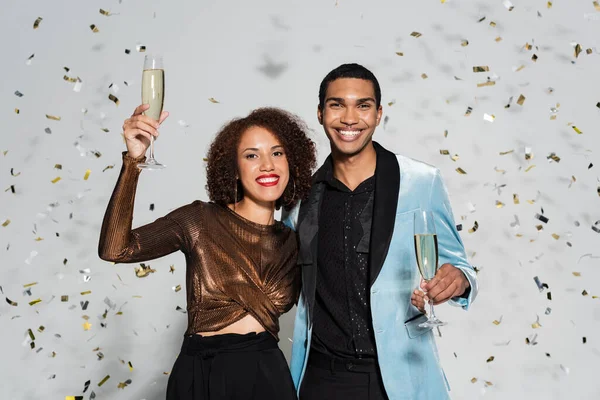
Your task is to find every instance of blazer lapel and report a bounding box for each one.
[369,142,401,285]
[297,158,331,320]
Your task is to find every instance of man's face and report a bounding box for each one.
[318,78,382,158]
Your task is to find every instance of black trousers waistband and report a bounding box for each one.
[308,350,380,373]
[180,331,276,357]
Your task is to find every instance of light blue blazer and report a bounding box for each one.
[283,143,478,400]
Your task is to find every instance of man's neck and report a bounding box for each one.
[331,142,377,191]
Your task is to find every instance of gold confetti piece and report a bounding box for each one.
[208,97,219,103]
[23,282,38,288]
[456,167,467,174]
[34,237,43,241]
[99,9,111,16]
[6,298,17,306]
[421,73,428,79]
[61,295,68,302]
[486,356,495,363]
[118,380,132,389]
[489,21,496,27]
[45,114,61,121]
[473,66,489,73]
[388,100,396,107]
[102,165,115,172]
[552,233,560,240]
[395,52,404,56]
[494,167,506,174]
[128,361,134,371]
[410,31,422,38]
[51,176,61,184]
[499,150,514,155]
[98,375,110,387]
[513,194,520,204]
[450,154,459,162]
[547,1,553,7]
[63,75,77,83]
[495,201,505,208]
[33,17,43,29]
[469,221,479,233]
[444,130,448,138]
[517,95,526,105]
[525,165,536,172]
[135,264,156,278]
[65,397,83,400]
[90,24,99,33]
[465,107,473,116]
[440,150,450,155]
[38,326,45,333]
[572,126,582,134]
[575,44,582,58]
[587,48,593,54]
[83,321,92,331]
[461,40,469,47]
[83,169,91,180]
[54,164,62,170]
[169,265,176,273]
[471,378,478,383]
[495,37,503,42]
[493,317,502,325]
[547,153,561,162]
[483,113,495,122]
[485,381,493,387]
[573,272,581,277]
[582,290,588,296]
[80,291,91,295]
[29,299,42,306]
[15,108,20,114]
[108,94,120,106]
[532,54,538,62]
[477,81,495,88]
[594,1,600,11]
[2,219,10,227]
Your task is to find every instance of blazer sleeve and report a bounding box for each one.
[429,169,478,310]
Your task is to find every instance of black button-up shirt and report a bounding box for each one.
[311,175,377,358]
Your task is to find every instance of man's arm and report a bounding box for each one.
[422,169,478,310]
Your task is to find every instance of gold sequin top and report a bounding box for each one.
[98,152,300,339]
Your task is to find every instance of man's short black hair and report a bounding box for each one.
[318,63,382,109]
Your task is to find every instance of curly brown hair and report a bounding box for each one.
[206,107,317,211]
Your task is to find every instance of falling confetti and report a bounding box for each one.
[33,17,43,29]
[208,97,220,103]
[410,31,422,38]
[108,94,119,106]
[90,24,99,33]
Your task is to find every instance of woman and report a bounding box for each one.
[98,104,317,399]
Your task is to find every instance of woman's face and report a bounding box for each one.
[236,126,289,206]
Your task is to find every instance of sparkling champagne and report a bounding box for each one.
[414,233,438,281]
[141,69,164,121]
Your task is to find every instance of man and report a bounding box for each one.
[283,63,478,399]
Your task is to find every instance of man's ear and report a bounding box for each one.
[317,106,323,125]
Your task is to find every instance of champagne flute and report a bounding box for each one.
[138,55,166,170]
[414,210,446,328]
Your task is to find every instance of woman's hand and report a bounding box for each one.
[122,104,169,159]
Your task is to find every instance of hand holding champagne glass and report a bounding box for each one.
[414,210,446,328]
[137,55,166,169]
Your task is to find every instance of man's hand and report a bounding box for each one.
[411,289,428,314]
[421,263,469,305]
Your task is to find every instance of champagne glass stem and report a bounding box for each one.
[149,135,156,161]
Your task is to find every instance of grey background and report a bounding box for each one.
[1,0,600,399]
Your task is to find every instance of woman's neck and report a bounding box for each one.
[229,198,276,225]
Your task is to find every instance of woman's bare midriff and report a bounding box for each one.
[195,314,266,336]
